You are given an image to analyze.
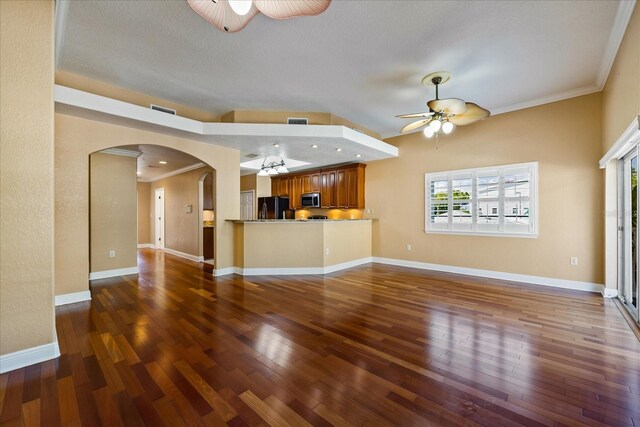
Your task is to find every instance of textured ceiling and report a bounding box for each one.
[56,0,629,138]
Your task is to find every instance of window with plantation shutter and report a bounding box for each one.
[425,162,538,238]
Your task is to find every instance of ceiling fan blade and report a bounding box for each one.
[449,103,491,126]
[400,118,432,133]
[427,98,468,115]
[187,0,259,32]
[396,112,434,118]
[254,0,331,19]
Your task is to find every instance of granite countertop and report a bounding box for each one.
[227,219,375,223]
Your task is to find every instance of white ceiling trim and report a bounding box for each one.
[54,85,399,157]
[138,162,206,183]
[596,0,637,89]
[490,84,600,117]
[99,148,141,158]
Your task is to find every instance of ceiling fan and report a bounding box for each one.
[397,72,490,138]
[187,0,332,33]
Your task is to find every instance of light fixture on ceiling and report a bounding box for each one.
[336,148,342,152]
[257,157,289,176]
[355,154,361,158]
[397,71,490,139]
[311,144,318,149]
[273,143,279,147]
[188,0,331,33]
[228,0,252,15]
[159,160,167,164]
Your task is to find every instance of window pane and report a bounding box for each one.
[504,200,530,225]
[452,201,472,223]
[477,175,499,198]
[430,179,448,199]
[477,201,499,224]
[452,177,471,201]
[504,174,530,197]
[430,203,449,223]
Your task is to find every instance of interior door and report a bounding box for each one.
[622,150,639,322]
[240,190,254,220]
[155,188,165,249]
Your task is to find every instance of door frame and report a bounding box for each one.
[154,188,165,250]
[620,147,640,323]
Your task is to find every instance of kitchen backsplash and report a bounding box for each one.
[295,208,364,220]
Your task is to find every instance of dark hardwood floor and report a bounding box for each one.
[1,249,639,426]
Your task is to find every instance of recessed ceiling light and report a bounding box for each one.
[336,148,342,152]
[355,154,361,158]
[137,171,141,175]
[159,161,167,164]
[273,143,280,147]
[311,144,318,149]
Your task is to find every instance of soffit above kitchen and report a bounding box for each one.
[54,85,398,175]
[55,0,634,139]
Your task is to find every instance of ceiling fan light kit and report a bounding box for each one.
[398,71,490,139]
[188,0,332,33]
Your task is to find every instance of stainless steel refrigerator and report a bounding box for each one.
[257,196,289,219]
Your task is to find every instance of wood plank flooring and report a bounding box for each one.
[2,249,639,426]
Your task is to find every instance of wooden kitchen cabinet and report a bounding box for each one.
[269,164,365,208]
[321,170,336,208]
[290,175,303,208]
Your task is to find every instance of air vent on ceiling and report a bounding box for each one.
[147,165,160,168]
[245,153,259,158]
[150,104,176,115]
[287,117,308,125]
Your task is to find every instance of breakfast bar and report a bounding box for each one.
[230,219,372,274]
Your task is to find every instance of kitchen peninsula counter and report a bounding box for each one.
[231,219,372,274]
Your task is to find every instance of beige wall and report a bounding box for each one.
[56,70,219,122]
[222,110,381,139]
[234,221,372,268]
[149,166,214,257]
[0,0,56,355]
[323,221,372,266]
[90,153,137,272]
[137,182,151,244]
[55,113,240,296]
[367,93,604,284]
[602,3,639,154]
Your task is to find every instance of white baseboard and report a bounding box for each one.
[233,257,373,276]
[372,257,604,294]
[602,288,619,298]
[55,290,92,306]
[163,247,201,263]
[214,267,237,277]
[137,243,155,249]
[89,266,139,280]
[0,342,60,374]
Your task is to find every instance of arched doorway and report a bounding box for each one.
[87,144,218,279]
[54,112,239,300]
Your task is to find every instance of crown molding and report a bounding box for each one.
[99,148,141,157]
[138,162,206,182]
[596,0,637,89]
[490,84,601,117]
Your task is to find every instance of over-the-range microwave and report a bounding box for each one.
[301,192,321,208]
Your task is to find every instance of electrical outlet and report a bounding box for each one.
[570,257,578,266]
[325,247,330,255]
[406,244,412,251]
[109,250,116,258]
[366,209,371,214]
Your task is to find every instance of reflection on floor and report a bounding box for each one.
[1,248,639,425]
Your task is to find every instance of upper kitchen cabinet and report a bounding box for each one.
[271,163,366,209]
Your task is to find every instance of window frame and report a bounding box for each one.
[424,162,538,238]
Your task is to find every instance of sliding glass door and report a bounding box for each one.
[622,149,639,323]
